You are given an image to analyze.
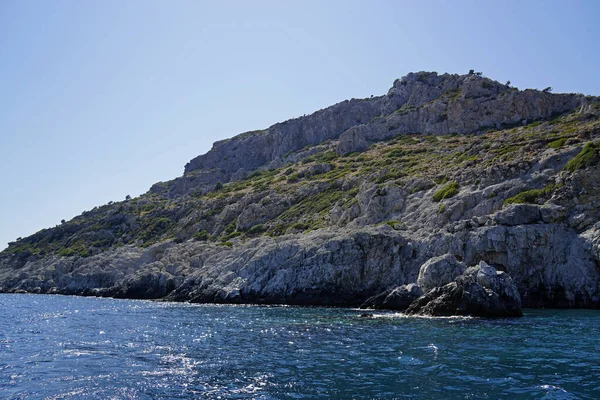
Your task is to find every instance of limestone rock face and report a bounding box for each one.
[151,71,585,198]
[336,73,584,155]
[149,169,229,198]
[417,253,466,293]
[185,99,386,174]
[464,224,600,308]
[406,261,522,318]
[0,226,418,306]
[169,227,414,306]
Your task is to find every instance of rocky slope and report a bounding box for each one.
[2,71,600,309]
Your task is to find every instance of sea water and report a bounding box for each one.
[0,294,599,399]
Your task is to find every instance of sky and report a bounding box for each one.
[1,0,599,250]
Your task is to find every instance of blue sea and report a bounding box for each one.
[0,294,599,399]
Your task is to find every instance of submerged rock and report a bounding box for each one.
[406,261,522,318]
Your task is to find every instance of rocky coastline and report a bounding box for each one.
[2,71,600,316]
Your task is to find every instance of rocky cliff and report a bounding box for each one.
[2,71,600,309]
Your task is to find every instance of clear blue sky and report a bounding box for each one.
[1,0,599,250]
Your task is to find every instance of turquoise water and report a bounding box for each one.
[0,294,599,399]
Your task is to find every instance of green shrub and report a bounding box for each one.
[438,204,447,213]
[141,203,157,213]
[140,218,174,241]
[481,79,494,89]
[316,151,339,162]
[57,247,77,257]
[387,149,406,158]
[374,187,388,197]
[302,155,317,164]
[91,238,112,248]
[375,170,405,184]
[247,170,263,179]
[433,175,448,185]
[504,185,558,205]
[222,231,242,241]
[385,220,402,230]
[547,138,567,149]
[194,230,211,241]
[290,222,309,231]
[432,181,460,202]
[443,88,462,101]
[278,189,345,222]
[412,181,435,193]
[247,224,266,235]
[564,142,599,171]
[287,173,301,183]
[224,220,237,235]
[57,240,90,257]
[527,120,543,128]
[269,224,288,237]
[219,241,233,247]
[416,72,429,83]
[253,182,268,193]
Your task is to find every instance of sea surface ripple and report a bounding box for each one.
[1,294,599,399]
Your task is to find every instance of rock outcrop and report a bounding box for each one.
[150,72,588,198]
[406,261,522,318]
[336,73,583,155]
[417,253,466,293]
[360,283,422,310]
[360,257,522,318]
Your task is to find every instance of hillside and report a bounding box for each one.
[1,71,600,308]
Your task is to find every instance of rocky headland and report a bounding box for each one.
[2,71,600,316]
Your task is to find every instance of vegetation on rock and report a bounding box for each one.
[504,185,559,205]
[433,182,460,202]
[3,103,599,259]
[547,138,567,149]
[564,142,600,171]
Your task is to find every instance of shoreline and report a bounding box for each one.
[2,290,599,312]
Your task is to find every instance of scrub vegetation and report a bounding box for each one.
[3,98,600,259]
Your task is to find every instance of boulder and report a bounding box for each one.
[383,284,423,310]
[360,283,422,311]
[359,289,390,309]
[417,254,466,293]
[406,261,522,318]
[494,204,541,226]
